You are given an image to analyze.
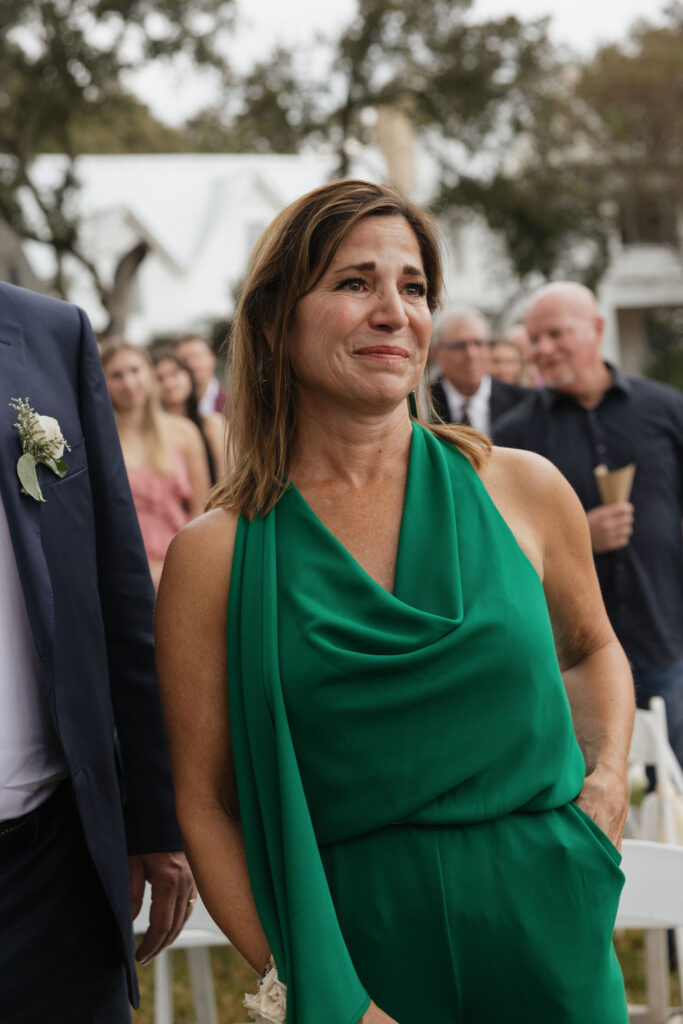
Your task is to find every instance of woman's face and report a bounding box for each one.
[155,358,194,408]
[104,349,154,411]
[287,215,433,415]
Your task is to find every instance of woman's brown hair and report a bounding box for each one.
[207,178,490,518]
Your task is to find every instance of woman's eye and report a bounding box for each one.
[405,281,427,297]
[336,277,367,292]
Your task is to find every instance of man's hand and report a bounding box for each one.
[574,762,629,851]
[129,851,196,965]
[586,503,634,554]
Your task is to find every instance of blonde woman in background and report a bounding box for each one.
[102,340,210,588]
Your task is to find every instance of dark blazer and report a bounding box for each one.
[430,375,529,432]
[0,283,181,1005]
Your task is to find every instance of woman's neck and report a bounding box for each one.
[115,406,147,433]
[162,400,187,418]
[288,402,413,488]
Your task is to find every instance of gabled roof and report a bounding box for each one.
[27,152,342,270]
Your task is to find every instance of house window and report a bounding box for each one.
[619,190,678,246]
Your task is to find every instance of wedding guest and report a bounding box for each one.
[430,307,527,435]
[494,281,683,767]
[102,340,210,589]
[489,336,524,384]
[504,322,544,387]
[153,349,226,483]
[175,333,227,416]
[155,181,633,1024]
[0,282,194,1023]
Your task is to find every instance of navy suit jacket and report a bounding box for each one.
[0,283,181,1005]
[430,376,529,432]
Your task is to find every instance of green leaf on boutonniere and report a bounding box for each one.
[46,458,69,478]
[17,453,45,502]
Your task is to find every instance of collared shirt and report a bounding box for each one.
[493,365,683,673]
[198,376,221,418]
[0,495,66,819]
[440,375,493,435]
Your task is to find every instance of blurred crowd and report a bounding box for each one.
[101,334,227,589]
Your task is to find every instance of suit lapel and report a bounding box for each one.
[0,313,56,670]
[490,379,502,423]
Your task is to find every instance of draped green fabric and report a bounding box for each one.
[227,423,586,1024]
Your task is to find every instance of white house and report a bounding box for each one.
[10,149,683,369]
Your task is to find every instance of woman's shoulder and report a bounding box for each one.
[162,507,240,593]
[164,411,205,447]
[201,411,226,443]
[202,411,225,429]
[482,446,567,498]
[482,445,588,537]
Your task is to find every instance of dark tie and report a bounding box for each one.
[459,402,470,426]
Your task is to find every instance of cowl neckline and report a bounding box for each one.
[285,421,464,624]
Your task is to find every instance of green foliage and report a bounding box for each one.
[183,48,320,154]
[0,0,234,321]
[575,4,683,246]
[644,307,683,390]
[43,92,190,154]
[179,0,612,285]
[2,0,683,323]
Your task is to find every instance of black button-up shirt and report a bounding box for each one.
[493,366,683,672]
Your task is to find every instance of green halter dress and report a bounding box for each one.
[227,423,627,1024]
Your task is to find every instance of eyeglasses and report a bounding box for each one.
[436,339,487,353]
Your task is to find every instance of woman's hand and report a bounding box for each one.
[359,1000,400,1023]
[575,761,629,851]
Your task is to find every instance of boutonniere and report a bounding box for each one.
[9,397,71,502]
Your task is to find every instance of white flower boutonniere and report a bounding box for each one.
[9,397,71,503]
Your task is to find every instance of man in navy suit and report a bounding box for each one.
[0,282,194,1022]
[430,307,528,435]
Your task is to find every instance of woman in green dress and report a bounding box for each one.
[155,180,634,1023]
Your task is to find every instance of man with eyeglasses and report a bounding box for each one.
[430,307,528,435]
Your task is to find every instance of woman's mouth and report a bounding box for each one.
[354,345,409,360]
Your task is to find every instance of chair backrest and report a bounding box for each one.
[628,697,683,844]
[630,697,676,779]
[134,890,230,949]
[618,838,683,929]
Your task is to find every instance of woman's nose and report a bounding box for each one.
[368,288,409,330]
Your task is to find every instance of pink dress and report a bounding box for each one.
[127,449,192,564]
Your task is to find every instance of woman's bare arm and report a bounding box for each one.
[202,412,227,479]
[483,448,634,847]
[538,458,634,846]
[154,509,270,973]
[166,415,211,517]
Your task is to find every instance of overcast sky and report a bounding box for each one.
[129,0,666,125]
[238,0,659,51]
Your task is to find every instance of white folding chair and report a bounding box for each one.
[622,698,683,1022]
[134,890,241,1024]
[628,698,683,843]
[617,839,683,1023]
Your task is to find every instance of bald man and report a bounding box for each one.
[494,282,683,766]
[430,308,527,435]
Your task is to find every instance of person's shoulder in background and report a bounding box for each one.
[493,388,546,450]
[628,371,683,407]
[0,282,85,358]
[490,377,530,417]
[429,376,450,423]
